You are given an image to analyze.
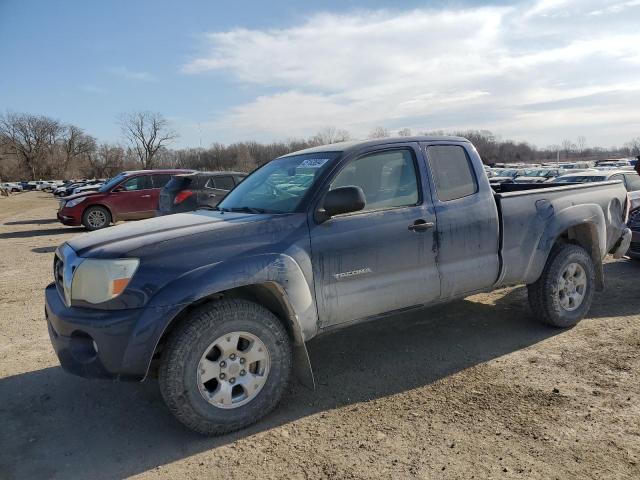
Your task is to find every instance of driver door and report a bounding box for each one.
[309,145,440,327]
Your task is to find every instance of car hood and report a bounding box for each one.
[66,210,304,259]
[515,177,546,183]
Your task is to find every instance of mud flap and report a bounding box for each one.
[292,343,315,390]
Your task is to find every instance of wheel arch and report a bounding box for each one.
[83,203,114,223]
[146,279,316,388]
[526,205,606,291]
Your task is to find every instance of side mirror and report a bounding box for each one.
[320,186,365,221]
[112,186,124,193]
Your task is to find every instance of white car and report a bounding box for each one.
[72,183,103,195]
[31,181,54,191]
[0,182,23,192]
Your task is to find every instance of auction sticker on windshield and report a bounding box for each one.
[299,158,330,168]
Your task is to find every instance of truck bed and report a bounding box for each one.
[493,180,629,288]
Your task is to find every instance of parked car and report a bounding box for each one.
[552,169,640,192]
[57,169,192,230]
[0,182,23,192]
[54,182,85,197]
[628,208,640,260]
[72,180,104,195]
[158,171,247,215]
[489,168,523,184]
[32,180,54,191]
[45,136,632,435]
[514,168,566,183]
[20,181,36,191]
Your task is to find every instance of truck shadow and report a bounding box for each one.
[0,227,84,239]
[0,286,569,479]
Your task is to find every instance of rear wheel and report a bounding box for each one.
[159,299,292,435]
[82,206,111,230]
[527,243,595,327]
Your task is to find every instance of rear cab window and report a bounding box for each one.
[426,145,478,202]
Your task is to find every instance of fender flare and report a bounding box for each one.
[128,253,318,387]
[524,203,606,288]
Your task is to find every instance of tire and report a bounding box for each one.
[527,243,595,328]
[158,299,292,435]
[82,205,111,230]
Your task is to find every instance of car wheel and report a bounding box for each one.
[527,243,595,328]
[82,206,111,231]
[159,299,292,435]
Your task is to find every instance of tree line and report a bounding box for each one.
[1,111,638,181]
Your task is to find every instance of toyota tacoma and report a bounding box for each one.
[45,136,632,435]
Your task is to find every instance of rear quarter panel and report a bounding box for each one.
[496,181,628,287]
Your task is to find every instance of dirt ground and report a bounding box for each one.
[0,191,639,480]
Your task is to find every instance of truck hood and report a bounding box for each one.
[66,210,302,258]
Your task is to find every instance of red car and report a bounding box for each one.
[57,169,193,230]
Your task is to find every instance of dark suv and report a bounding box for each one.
[158,171,246,215]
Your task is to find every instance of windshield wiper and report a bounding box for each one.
[228,206,267,214]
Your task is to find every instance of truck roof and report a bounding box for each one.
[282,135,470,157]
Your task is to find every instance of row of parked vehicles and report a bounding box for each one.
[55,170,247,230]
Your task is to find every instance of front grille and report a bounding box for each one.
[630,242,640,254]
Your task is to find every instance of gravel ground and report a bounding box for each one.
[0,191,639,479]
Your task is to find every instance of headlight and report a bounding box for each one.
[65,196,87,208]
[71,258,139,304]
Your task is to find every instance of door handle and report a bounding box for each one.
[408,220,434,232]
[208,193,217,197]
[141,195,151,198]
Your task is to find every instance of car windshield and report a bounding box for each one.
[218,152,339,214]
[553,175,606,183]
[498,169,519,178]
[98,173,127,192]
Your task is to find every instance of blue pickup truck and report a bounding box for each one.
[45,136,632,435]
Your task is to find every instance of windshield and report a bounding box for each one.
[99,173,127,192]
[497,169,519,178]
[218,152,339,214]
[523,169,551,177]
[553,175,606,183]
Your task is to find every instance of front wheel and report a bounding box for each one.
[159,299,292,435]
[527,243,595,327]
[82,206,111,230]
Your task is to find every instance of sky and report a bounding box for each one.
[1,0,639,149]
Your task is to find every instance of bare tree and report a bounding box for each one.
[0,112,63,179]
[576,136,587,158]
[368,126,390,139]
[397,128,412,137]
[58,125,96,176]
[311,127,351,145]
[119,111,178,169]
[561,139,575,160]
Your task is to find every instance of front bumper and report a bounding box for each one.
[57,209,81,226]
[45,283,180,381]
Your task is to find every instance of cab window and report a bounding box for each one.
[427,145,478,202]
[330,149,419,212]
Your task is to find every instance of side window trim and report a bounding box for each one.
[321,146,423,218]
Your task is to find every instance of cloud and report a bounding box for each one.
[107,66,156,82]
[184,1,640,146]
